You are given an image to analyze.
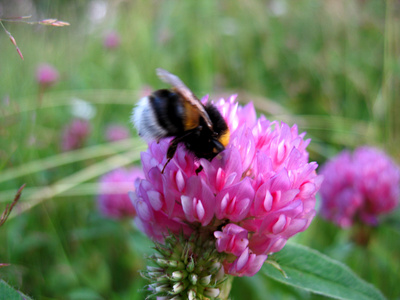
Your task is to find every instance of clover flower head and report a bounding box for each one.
[320,146,400,228]
[98,167,142,219]
[103,30,121,50]
[36,63,59,87]
[61,118,90,151]
[132,95,321,282]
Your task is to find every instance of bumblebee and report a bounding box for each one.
[132,68,230,173]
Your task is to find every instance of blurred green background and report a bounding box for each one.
[1,0,399,299]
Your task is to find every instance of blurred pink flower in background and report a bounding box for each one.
[105,124,130,142]
[98,167,143,219]
[131,95,322,277]
[103,30,121,50]
[36,63,59,87]
[61,119,90,151]
[319,146,400,228]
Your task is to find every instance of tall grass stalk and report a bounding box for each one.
[8,149,143,219]
[383,0,400,159]
[0,138,143,184]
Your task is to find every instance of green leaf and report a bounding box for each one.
[261,243,386,300]
[0,279,33,300]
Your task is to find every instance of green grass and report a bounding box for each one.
[1,0,399,299]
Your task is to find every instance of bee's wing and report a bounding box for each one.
[156,68,213,130]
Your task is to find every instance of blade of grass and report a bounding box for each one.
[216,90,290,116]
[0,184,26,226]
[0,182,140,202]
[0,138,144,183]
[8,148,143,218]
[382,0,400,157]
[2,89,140,117]
[272,115,369,134]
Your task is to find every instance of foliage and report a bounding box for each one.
[262,243,385,300]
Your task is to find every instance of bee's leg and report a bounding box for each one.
[161,158,172,174]
[161,130,198,174]
[161,139,179,174]
[195,165,203,175]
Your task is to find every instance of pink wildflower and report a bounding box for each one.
[36,63,59,87]
[98,167,143,219]
[131,95,322,277]
[103,30,121,50]
[61,119,90,151]
[105,124,130,142]
[320,146,400,228]
[214,223,249,256]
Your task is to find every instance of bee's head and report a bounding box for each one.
[204,104,230,150]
